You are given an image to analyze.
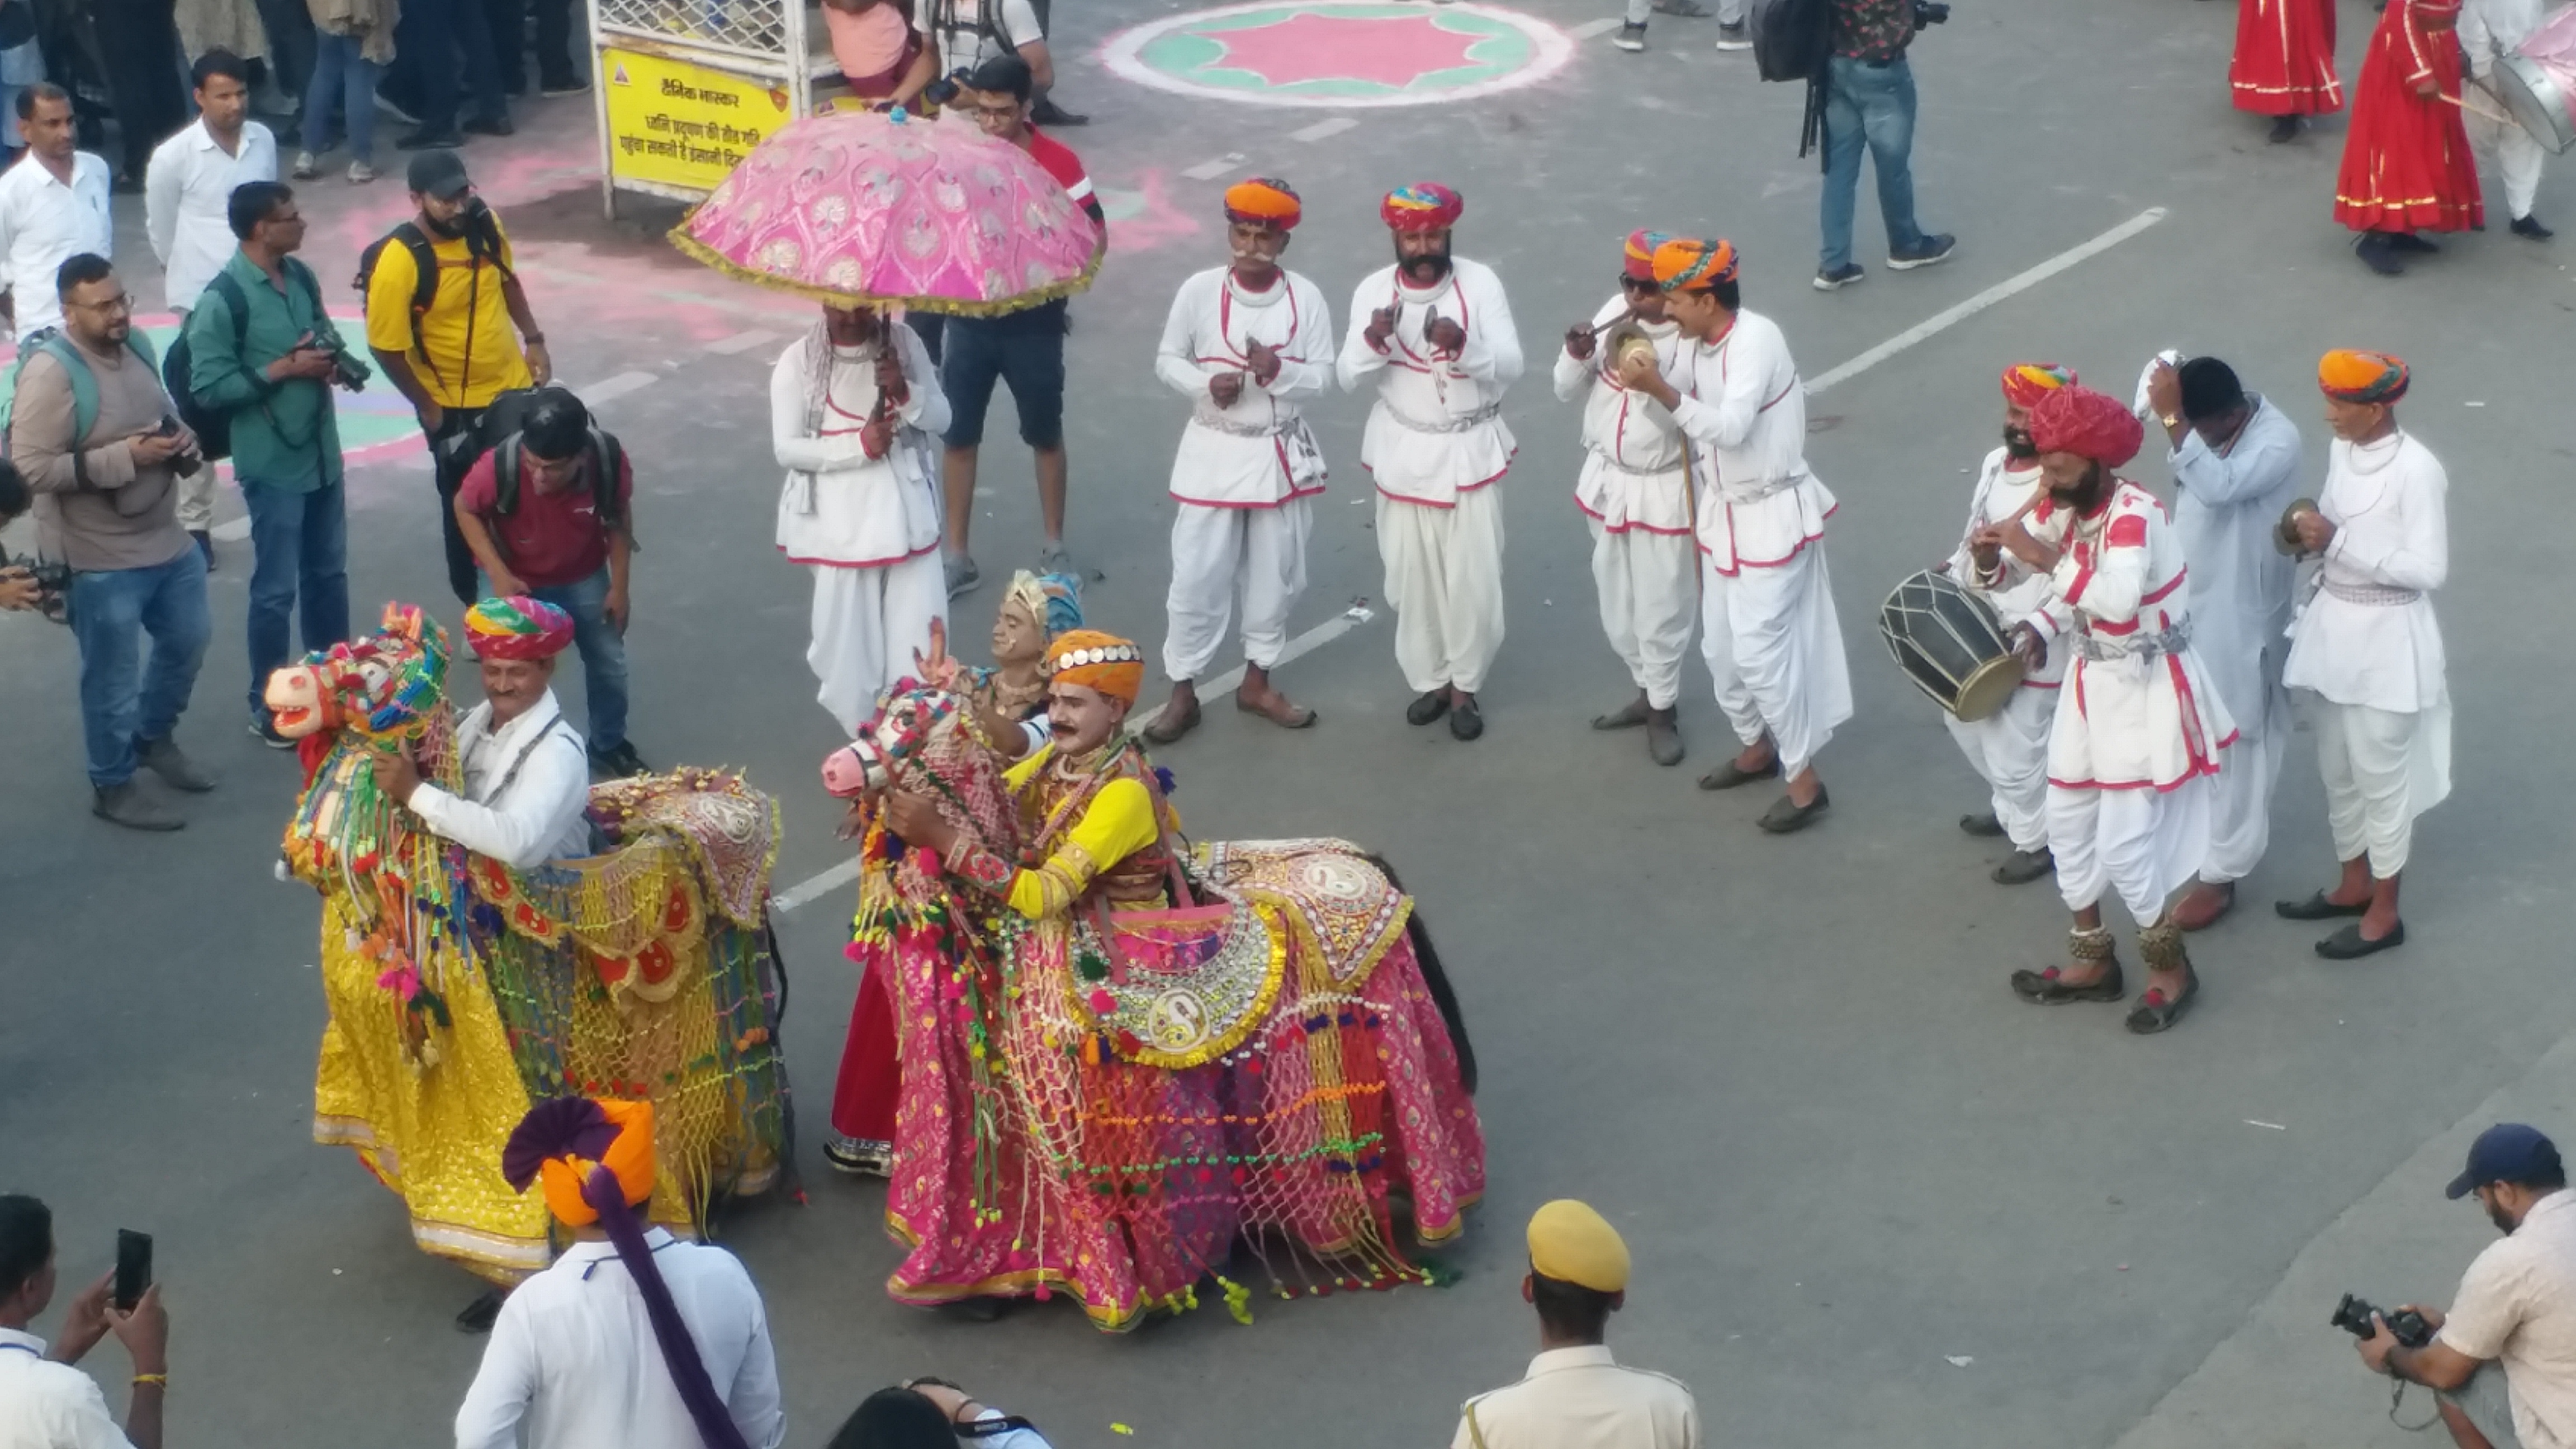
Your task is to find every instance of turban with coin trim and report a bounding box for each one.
[2028,383,2146,468]
[2318,349,2409,405]
[2000,362,2076,409]
[1527,1199,1631,1292]
[1651,236,1740,292]
[1380,182,1463,232]
[1224,177,1302,230]
[1043,629,1145,706]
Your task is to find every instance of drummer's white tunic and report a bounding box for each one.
[771,329,949,736]
[2028,480,2237,921]
[1338,259,1522,694]
[1153,266,1334,682]
[2167,395,2303,884]
[2283,430,2451,877]
[1554,296,1693,708]
[1663,309,1852,779]
[1943,447,2064,855]
[2463,0,2547,219]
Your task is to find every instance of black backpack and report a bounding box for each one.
[355,221,515,390]
[163,259,328,464]
[1748,0,1838,156]
[472,387,628,533]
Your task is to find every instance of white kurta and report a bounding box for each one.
[2283,429,2451,877]
[2167,395,2303,882]
[1942,447,2064,853]
[1338,258,1523,694]
[1555,295,1693,708]
[771,328,950,735]
[1662,309,1852,777]
[408,693,594,870]
[1154,265,1334,680]
[2463,0,2547,217]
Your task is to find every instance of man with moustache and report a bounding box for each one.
[1945,362,2077,886]
[1992,385,2236,1035]
[1556,229,1692,766]
[1337,182,1523,743]
[1144,177,1331,743]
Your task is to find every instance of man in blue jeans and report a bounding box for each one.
[1815,0,1955,291]
[185,180,362,746]
[452,386,648,776]
[11,254,215,830]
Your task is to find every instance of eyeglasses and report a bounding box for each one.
[68,293,134,314]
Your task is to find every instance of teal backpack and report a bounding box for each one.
[2,328,164,487]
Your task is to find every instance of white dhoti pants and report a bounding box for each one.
[2311,694,2452,878]
[1163,498,1311,683]
[1699,546,1854,780]
[2049,776,2212,923]
[1588,520,1696,709]
[809,551,946,736]
[175,467,216,534]
[2471,100,2546,219]
[2201,681,2288,884]
[1379,487,1505,695]
[1943,683,2055,853]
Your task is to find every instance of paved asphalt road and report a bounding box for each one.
[3,1,2570,1445]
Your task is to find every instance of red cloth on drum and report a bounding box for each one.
[2232,0,2342,116]
[2334,0,2484,233]
[829,956,901,1142]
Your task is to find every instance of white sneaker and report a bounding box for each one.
[347,160,378,184]
[291,150,321,179]
[1714,20,1751,48]
[1614,20,1648,49]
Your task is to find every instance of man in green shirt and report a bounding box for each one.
[184,179,367,745]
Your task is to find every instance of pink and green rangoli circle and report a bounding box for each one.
[1102,1,1574,108]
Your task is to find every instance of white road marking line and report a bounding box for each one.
[769,604,1380,916]
[1182,152,1247,181]
[704,328,782,356]
[1807,207,2169,395]
[577,371,661,405]
[1570,16,1622,37]
[1290,117,1357,141]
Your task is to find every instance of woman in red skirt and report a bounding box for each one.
[2231,0,2342,143]
[2334,0,2485,275]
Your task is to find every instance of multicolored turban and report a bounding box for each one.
[1651,237,1740,292]
[1224,177,1302,230]
[503,1096,657,1228]
[1380,182,1463,232]
[1043,629,1144,705]
[2318,349,2409,405]
[462,596,574,661]
[2028,383,2146,468]
[1623,229,1673,282]
[2000,362,2076,409]
[1003,570,1084,642]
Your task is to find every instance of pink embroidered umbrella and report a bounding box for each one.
[669,110,1103,316]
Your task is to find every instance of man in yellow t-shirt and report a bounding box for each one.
[366,150,551,605]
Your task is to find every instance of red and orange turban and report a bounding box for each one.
[1224,177,1301,230]
[1044,629,1144,705]
[2029,384,2146,468]
[1623,229,1673,282]
[463,595,574,661]
[2318,349,2408,405]
[1380,182,1462,232]
[1651,237,1740,292]
[502,1097,657,1227]
[2000,362,2076,409]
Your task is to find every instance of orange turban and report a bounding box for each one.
[1224,177,1301,230]
[1651,237,1740,292]
[2029,384,2146,468]
[1044,629,1144,705]
[2000,362,2076,409]
[501,1097,657,1227]
[2318,349,2408,404]
[1623,229,1673,282]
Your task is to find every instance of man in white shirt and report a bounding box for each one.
[2277,349,2449,959]
[1618,237,1852,833]
[2359,1124,2576,1449]
[2141,356,2303,931]
[372,596,594,870]
[1557,230,1692,766]
[0,84,113,345]
[2462,0,2553,239]
[457,1097,786,1449]
[0,1194,169,1449]
[1144,177,1332,743]
[902,0,1084,124]
[1338,182,1522,743]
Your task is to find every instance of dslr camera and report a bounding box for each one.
[320,340,371,392]
[1915,1,1951,22]
[4,553,72,624]
[2331,1292,2435,1348]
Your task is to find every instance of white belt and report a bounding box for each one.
[2078,615,2192,662]
[1191,410,1305,439]
[1708,470,1806,505]
[1594,452,1686,479]
[2322,577,2422,606]
[1384,400,1504,435]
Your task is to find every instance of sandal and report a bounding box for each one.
[2124,968,2199,1034]
[1142,702,1200,745]
[1696,756,1779,791]
[2275,891,2367,921]
[2009,961,2125,1004]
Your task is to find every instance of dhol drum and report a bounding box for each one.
[1878,568,2026,722]
[2492,5,2576,155]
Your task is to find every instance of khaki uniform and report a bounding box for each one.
[1451,1346,1699,1449]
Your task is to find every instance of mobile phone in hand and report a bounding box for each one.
[113,1229,151,1311]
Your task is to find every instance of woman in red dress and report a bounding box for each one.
[2334,0,2485,275]
[2231,0,2342,143]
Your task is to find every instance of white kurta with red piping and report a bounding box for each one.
[1941,446,2064,854]
[1554,294,1693,709]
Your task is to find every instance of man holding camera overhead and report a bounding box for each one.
[186,180,366,747]
[366,150,552,608]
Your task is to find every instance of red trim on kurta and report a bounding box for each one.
[1575,495,1694,536]
[1168,481,1327,509]
[1366,454,1514,508]
[1697,501,1839,574]
[2105,514,2149,549]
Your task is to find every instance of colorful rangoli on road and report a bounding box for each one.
[1102,1,1574,108]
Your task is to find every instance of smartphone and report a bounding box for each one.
[113,1229,151,1311]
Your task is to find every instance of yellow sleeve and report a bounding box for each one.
[1005,777,1159,917]
[364,240,421,355]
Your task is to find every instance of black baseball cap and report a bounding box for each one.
[2445,1123,2562,1199]
[406,150,472,201]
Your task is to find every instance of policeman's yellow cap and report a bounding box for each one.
[1527,1199,1629,1292]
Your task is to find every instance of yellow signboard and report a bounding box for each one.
[602,47,792,194]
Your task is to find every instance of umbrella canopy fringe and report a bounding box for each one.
[666,224,1104,318]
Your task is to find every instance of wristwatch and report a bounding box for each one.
[2158,411,2181,429]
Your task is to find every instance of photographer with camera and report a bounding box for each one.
[0,1195,171,1449]
[1811,0,1955,292]
[365,150,549,608]
[0,461,58,615]
[11,254,216,833]
[2351,1124,2576,1449]
[184,180,366,747]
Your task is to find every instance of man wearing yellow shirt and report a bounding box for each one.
[365,150,551,605]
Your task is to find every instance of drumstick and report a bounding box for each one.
[1588,306,1639,338]
[2440,89,2517,127]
